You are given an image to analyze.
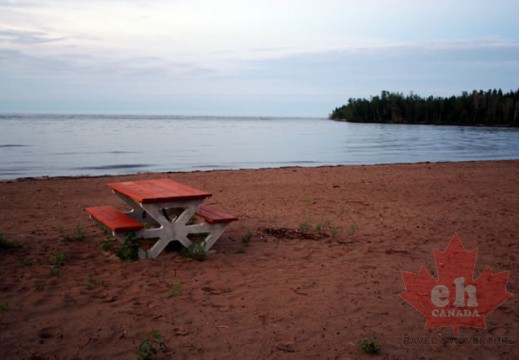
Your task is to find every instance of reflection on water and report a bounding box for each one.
[0,114,518,179]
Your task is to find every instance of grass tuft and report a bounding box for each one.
[241,231,253,246]
[0,233,21,249]
[166,279,182,298]
[348,221,358,236]
[136,329,167,360]
[49,252,67,266]
[360,336,381,354]
[180,242,206,261]
[116,232,141,261]
[63,224,86,242]
[33,282,43,291]
[0,302,9,313]
[298,220,311,233]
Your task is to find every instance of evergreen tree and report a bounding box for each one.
[330,89,519,126]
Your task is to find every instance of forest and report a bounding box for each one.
[330,89,519,126]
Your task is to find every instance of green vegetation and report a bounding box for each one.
[316,221,331,234]
[236,248,245,254]
[180,242,207,261]
[166,279,182,298]
[49,252,67,266]
[330,89,519,126]
[63,224,86,242]
[0,302,9,313]
[98,237,116,252]
[87,276,104,290]
[19,257,33,266]
[0,233,21,249]
[241,231,253,246]
[136,329,167,360]
[360,336,381,354]
[348,221,358,236]
[33,282,43,291]
[116,232,142,261]
[49,252,67,276]
[298,220,311,233]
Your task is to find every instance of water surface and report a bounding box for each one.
[0,114,518,179]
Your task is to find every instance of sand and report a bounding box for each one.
[0,160,517,359]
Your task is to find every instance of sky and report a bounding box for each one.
[0,0,518,117]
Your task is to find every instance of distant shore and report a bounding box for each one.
[331,117,519,128]
[330,89,519,127]
[0,160,517,359]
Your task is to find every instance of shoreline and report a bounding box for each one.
[0,160,517,358]
[2,158,518,183]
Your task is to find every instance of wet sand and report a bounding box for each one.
[0,160,517,359]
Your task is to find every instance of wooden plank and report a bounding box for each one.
[107,179,211,203]
[195,204,238,223]
[85,206,144,232]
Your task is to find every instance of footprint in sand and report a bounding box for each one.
[38,326,63,341]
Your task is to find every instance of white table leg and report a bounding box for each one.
[140,200,204,258]
[185,223,229,251]
[110,192,230,258]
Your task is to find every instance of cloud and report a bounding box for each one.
[0,47,212,80]
[0,28,64,44]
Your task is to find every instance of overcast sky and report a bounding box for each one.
[1,0,518,116]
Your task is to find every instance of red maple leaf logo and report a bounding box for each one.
[401,234,511,334]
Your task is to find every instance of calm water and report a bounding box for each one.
[0,114,518,179]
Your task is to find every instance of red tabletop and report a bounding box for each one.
[107,178,212,204]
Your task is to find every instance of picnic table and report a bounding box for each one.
[85,178,237,259]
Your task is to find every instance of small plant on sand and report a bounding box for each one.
[49,252,67,276]
[0,233,21,249]
[331,229,338,237]
[0,302,9,313]
[49,252,67,266]
[87,276,104,290]
[116,232,142,261]
[315,223,322,233]
[33,282,43,291]
[348,221,358,236]
[98,237,116,252]
[360,336,381,355]
[236,248,245,254]
[136,329,167,360]
[180,242,206,261]
[57,225,64,236]
[298,220,311,233]
[166,279,182,298]
[64,224,86,242]
[241,231,253,246]
[19,257,33,266]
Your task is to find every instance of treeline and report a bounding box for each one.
[330,89,519,126]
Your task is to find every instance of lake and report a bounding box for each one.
[1,114,518,179]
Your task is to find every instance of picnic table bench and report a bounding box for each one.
[85,178,237,259]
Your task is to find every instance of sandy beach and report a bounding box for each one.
[0,160,517,359]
